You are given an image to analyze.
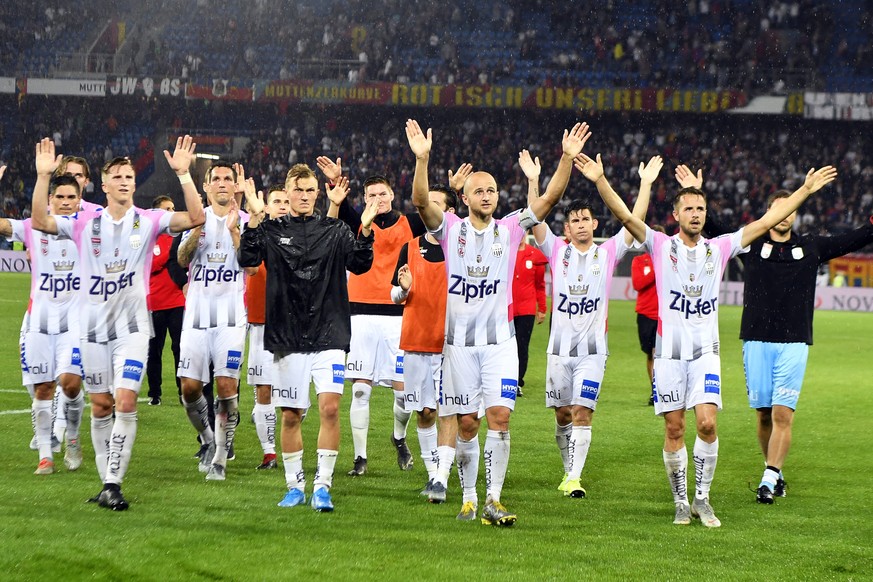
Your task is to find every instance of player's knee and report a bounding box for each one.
[457,415,479,439]
[772,406,794,427]
[664,419,685,441]
[282,409,302,429]
[320,400,340,421]
[418,408,436,425]
[697,417,717,438]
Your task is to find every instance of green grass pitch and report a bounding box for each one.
[0,272,870,580]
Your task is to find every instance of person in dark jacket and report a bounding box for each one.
[683,165,873,505]
[238,164,378,513]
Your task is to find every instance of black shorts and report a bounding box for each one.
[636,314,658,354]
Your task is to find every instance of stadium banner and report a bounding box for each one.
[0,251,31,273]
[803,92,873,120]
[256,80,391,104]
[24,78,106,97]
[185,79,254,101]
[107,76,183,98]
[611,276,873,313]
[0,77,15,94]
[254,80,747,112]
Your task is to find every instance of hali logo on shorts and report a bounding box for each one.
[226,351,242,370]
[500,378,518,400]
[332,364,345,384]
[704,373,720,394]
[122,359,144,381]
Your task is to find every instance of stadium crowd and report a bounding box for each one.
[2,99,871,246]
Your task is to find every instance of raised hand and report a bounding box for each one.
[233,162,246,194]
[397,264,412,291]
[803,166,838,193]
[561,122,592,158]
[518,150,541,181]
[316,156,342,182]
[405,119,432,159]
[327,176,350,206]
[35,138,62,176]
[448,163,473,192]
[638,155,664,185]
[360,196,381,230]
[573,152,605,183]
[243,178,264,216]
[674,164,703,189]
[0,164,6,181]
[226,197,240,231]
[164,135,197,175]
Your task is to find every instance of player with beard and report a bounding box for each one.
[583,152,836,527]
[676,165,873,505]
[176,161,248,482]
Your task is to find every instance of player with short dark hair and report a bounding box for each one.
[176,160,247,482]
[585,152,837,528]
[686,167,873,505]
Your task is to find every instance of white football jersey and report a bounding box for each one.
[645,227,748,360]
[182,207,248,330]
[8,219,80,334]
[433,209,536,347]
[56,207,173,343]
[539,228,630,357]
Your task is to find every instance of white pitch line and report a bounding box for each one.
[0,409,30,415]
[0,389,28,393]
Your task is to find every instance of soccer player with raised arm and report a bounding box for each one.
[2,174,89,474]
[319,155,472,477]
[675,165,873,504]
[176,161,248,482]
[407,118,590,526]
[579,151,837,527]
[527,152,662,499]
[30,136,205,510]
[389,182,459,504]
[239,166,376,512]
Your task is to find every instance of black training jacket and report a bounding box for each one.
[239,213,374,353]
[706,215,873,344]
